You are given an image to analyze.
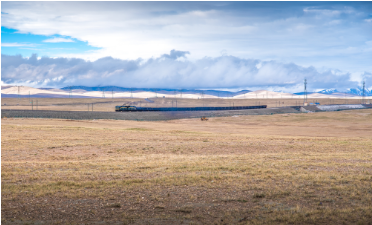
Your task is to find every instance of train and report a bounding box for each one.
[115,106,138,111]
[115,105,267,112]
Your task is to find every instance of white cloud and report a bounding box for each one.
[1,2,372,78]
[1,2,371,72]
[43,37,75,43]
[326,20,341,26]
[1,42,36,47]
[1,52,360,91]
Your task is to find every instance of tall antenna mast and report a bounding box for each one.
[304,78,307,104]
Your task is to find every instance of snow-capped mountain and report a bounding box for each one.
[318,89,338,94]
[316,88,372,96]
[347,87,372,96]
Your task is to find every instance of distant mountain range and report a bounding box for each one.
[62,86,372,96]
[61,86,251,97]
[318,88,372,96]
[294,87,372,96]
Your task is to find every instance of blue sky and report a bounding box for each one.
[1,27,100,57]
[1,1,372,91]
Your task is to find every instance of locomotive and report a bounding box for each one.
[115,105,137,112]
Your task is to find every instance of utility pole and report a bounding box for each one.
[201,91,205,107]
[304,78,308,104]
[101,88,105,98]
[69,86,72,98]
[17,86,23,100]
[362,81,365,104]
[344,92,346,104]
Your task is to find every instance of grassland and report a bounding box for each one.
[2,108,372,224]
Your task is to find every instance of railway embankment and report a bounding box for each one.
[2,104,371,121]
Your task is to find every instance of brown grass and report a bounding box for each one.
[2,108,372,224]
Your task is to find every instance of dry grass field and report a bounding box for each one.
[2,108,372,224]
[1,97,366,112]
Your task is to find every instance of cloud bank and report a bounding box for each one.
[2,50,364,92]
[2,2,372,73]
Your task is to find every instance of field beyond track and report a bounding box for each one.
[2,109,372,224]
[1,97,365,111]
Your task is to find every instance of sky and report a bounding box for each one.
[1,1,372,92]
